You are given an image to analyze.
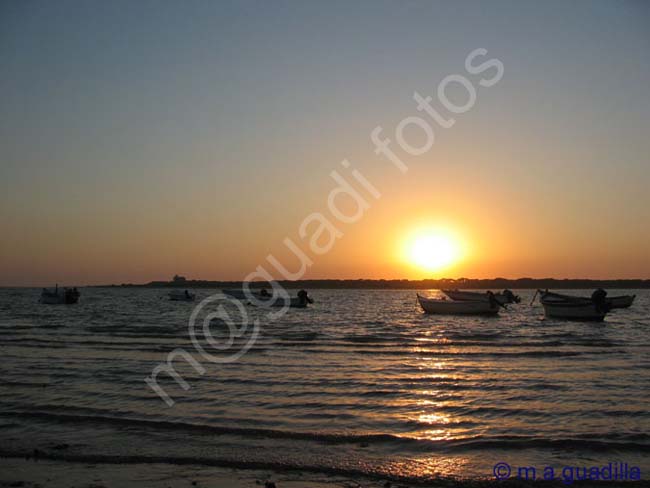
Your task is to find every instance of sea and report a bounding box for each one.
[0,288,648,484]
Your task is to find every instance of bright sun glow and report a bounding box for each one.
[407,232,461,272]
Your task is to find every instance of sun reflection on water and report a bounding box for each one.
[385,456,474,480]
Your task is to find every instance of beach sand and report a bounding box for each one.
[3,457,648,488]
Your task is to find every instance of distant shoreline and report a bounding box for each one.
[94,278,650,289]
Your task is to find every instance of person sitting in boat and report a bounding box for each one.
[486,291,498,308]
[64,288,76,304]
[502,289,520,304]
[591,288,607,302]
[591,288,609,312]
[297,289,313,305]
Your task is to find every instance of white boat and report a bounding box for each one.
[169,290,195,301]
[417,294,500,315]
[442,289,520,304]
[222,289,313,308]
[40,286,80,305]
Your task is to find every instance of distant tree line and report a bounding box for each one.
[106,277,650,289]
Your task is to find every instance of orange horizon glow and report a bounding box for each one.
[2,203,649,286]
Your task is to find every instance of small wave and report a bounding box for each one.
[352,349,584,357]
[447,435,650,453]
[446,332,504,340]
[0,379,50,388]
[2,411,648,452]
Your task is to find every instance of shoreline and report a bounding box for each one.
[1,456,647,488]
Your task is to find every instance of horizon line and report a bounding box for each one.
[6,276,650,289]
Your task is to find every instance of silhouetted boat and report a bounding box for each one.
[222,289,313,308]
[539,290,635,309]
[40,286,80,304]
[442,289,520,304]
[536,290,609,321]
[417,294,500,315]
[169,290,195,301]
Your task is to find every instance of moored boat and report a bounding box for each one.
[169,290,195,301]
[536,289,610,321]
[40,286,80,304]
[539,290,635,309]
[417,294,500,315]
[442,289,520,304]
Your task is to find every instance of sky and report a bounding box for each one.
[1,0,649,286]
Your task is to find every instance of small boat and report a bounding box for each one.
[417,294,500,315]
[539,290,635,310]
[40,286,80,305]
[222,288,313,308]
[442,289,520,304]
[169,290,195,301]
[536,289,609,321]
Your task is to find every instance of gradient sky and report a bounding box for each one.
[1,0,649,286]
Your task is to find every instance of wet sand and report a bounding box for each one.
[0,457,385,488]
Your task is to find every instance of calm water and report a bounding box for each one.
[0,288,648,483]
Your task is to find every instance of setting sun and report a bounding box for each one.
[405,230,463,272]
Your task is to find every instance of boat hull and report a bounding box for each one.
[607,295,635,309]
[541,301,606,321]
[40,294,66,304]
[40,289,79,304]
[169,291,195,301]
[540,291,635,310]
[222,289,309,308]
[417,295,499,315]
[222,289,268,300]
[442,290,515,304]
[271,298,307,308]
